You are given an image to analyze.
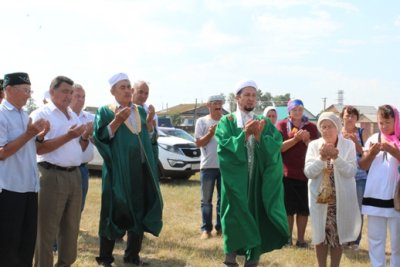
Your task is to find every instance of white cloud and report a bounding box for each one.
[395,16,400,27]
[196,21,242,49]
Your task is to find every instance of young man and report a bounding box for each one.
[195,94,224,239]
[0,72,49,266]
[215,80,289,267]
[94,73,163,266]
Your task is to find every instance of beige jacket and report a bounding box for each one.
[304,136,361,245]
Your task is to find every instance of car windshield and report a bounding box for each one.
[159,128,195,142]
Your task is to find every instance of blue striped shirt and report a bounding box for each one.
[0,100,39,193]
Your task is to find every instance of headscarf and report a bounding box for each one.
[286,99,309,137]
[263,106,276,117]
[317,112,342,133]
[380,105,400,148]
[287,99,304,113]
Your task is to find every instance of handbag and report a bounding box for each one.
[394,180,400,211]
[316,165,334,204]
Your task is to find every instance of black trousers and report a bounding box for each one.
[0,189,38,267]
[96,232,144,264]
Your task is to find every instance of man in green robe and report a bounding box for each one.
[93,73,163,266]
[215,80,289,267]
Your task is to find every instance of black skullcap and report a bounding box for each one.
[3,72,31,88]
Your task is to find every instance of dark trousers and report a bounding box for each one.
[0,189,38,267]
[96,232,144,264]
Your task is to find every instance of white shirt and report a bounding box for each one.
[30,101,83,167]
[195,115,219,169]
[362,133,400,218]
[77,110,95,163]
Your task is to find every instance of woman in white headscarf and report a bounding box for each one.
[304,112,361,267]
[263,106,277,125]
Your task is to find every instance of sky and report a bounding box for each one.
[1,0,399,115]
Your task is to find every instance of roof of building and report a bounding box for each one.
[325,104,377,115]
[274,106,318,121]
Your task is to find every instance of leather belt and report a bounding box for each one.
[38,161,78,172]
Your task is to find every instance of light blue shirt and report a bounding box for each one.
[0,100,39,193]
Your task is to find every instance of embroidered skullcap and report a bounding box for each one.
[317,112,342,133]
[287,99,304,112]
[3,72,31,88]
[235,80,257,95]
[108,73,129,87]
[207,94,225,103]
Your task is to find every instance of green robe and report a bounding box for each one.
[93,104,163,240]
[215,113,289,260]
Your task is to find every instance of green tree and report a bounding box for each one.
[25,98,38,114]
[272,93,291,106]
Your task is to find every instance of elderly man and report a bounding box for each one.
[69,83,94,213]
[195,94,224,239]
[31,76,90,267]
[0,72,49,266]
[94,73,163,266]
[132,80,158,158]
[215,80,289,267]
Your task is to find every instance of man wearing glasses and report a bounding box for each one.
[0,72,49,266]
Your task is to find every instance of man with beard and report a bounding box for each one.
[195,94,224,239]
[215,80,289,267]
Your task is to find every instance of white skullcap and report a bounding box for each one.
[108,73,130,87]
[207,94,225,103]
[235,80,258,95]
[317,112,342,132]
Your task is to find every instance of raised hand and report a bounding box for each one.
[36,119,50,140]
[208,124,217,135]
[67,124,86,139]
[147,104,156,123]
[115,107,131,124]
[27,118,49,137]
[82,122,93,139]
[254,119,266,142]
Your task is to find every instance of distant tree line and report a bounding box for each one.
[223,90,291,112]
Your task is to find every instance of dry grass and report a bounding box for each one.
[68,174,390,267]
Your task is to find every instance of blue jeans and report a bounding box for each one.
[79,163,89,212]
[200,168,221,232]
[354,179,366,245]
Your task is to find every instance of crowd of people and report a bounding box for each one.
[0,73,399,267]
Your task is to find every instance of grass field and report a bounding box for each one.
[69,174,390,267]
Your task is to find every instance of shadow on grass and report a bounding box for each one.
[343,247,370,263]
[77,231,187,267]
[160,177,200,187]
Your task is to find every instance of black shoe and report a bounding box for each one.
[295,240,309,248]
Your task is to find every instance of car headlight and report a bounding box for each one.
[167,159,186,167]
[159,143,182,154]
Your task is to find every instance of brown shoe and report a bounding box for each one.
[200,231,211,240]
[216,229,222,237]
